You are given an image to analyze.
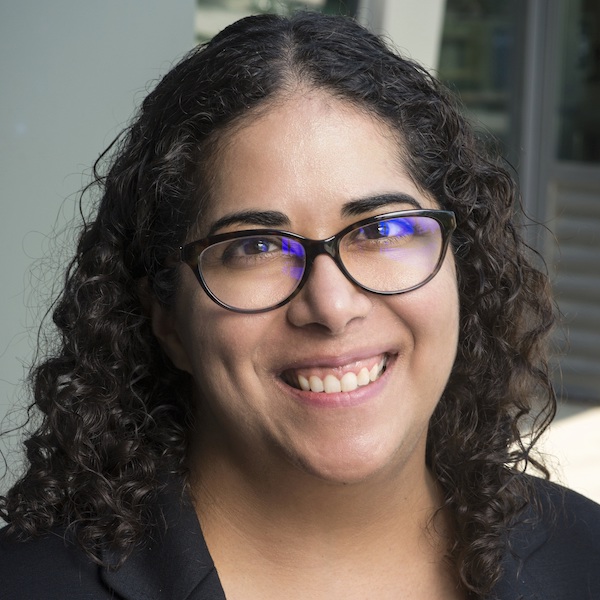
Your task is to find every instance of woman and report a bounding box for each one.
[1,11,599,600]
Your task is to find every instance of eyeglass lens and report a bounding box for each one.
[196,215,445,312]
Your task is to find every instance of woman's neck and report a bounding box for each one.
[188,433,454,585]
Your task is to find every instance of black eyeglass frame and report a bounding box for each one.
[179,209,456,314]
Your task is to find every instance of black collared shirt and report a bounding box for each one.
[2,477,599,599]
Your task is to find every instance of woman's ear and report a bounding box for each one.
[138,277,193,374]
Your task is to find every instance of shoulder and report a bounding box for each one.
[0,525,110,600]
[0,479,223,600]
[529,476,600,556]
[493,476,600,600]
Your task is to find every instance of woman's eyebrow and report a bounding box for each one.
[207,210,291,235]
[341,193,423,217]
[206,194,422,234]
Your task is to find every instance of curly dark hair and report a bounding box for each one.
[1,11,556,597]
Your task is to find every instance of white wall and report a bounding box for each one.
[0,1,193,485]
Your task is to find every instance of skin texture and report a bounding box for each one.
[152,90,462,598]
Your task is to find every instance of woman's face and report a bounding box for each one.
[154,91,460,486]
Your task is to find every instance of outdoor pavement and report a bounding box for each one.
[539,402,600,504]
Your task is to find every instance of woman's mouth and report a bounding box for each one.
[281,354,388,393]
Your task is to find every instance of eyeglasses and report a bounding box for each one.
[179,209,456,313]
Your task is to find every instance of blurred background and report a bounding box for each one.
[1,0,598,501]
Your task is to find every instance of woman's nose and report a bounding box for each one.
[285,254,372,334]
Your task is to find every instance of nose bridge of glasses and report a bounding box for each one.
[296,235,357,298]
[302,235,339,266]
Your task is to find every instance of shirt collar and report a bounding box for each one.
[100,478,225,600]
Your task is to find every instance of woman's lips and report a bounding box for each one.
[281,354,388,393]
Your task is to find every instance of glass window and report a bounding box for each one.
[556,0,600,163]
[437,0,526,167]
[196,0,359,43]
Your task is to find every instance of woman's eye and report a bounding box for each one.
[360,218,415,239]
[230,237,280,256]
[217,237,284,265]
[244,239,278,254]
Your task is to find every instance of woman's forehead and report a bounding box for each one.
[193,93,438,237]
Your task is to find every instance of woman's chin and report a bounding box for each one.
[283,436,416,488]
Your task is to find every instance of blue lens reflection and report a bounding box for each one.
[375,218,415,238]
[282,237,304,256]
[282,266,304,280]
[281,237,305,281]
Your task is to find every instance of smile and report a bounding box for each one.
[282,355,388,393]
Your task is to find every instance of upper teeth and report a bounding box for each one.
[296,357,386,393]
